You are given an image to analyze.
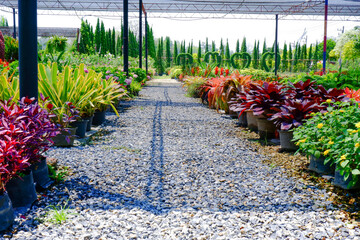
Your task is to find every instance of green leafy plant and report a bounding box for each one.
[294,101,360,187]
[45,201,73,224]
[0,68,19,102]
[230,52,251,69]
[48,164,69,183]
[4,35,18,61]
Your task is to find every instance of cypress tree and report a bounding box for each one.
[100,21,106,55]
[288,44,293,72]
[256,40,260,67]
[116,35,122,56]
[95,18,101,53]
[262,39,267,54]
[211,41,216,62]
[173,41,178,65]
[190,40,193,55]
[302,44,307,68]
[89,25,94,50]
[297,43,301,68]
[252,40,258,69]
[165,37,171,68]
[212,41,216,52]
[220,38,224,56]
[107,29,112,54]
[111,28,116,55]
[308,44,313,70]
[282,42,288,72]
[241,37,247,53]
[79,20,92,54]
[156,38,164,74]
[294,43,299,68]
[129,29,139,57]
[267,42,275,69]
[198,40,202,63]
[225,39,230,65]
[205,38,209,62]
[205,37,209,53]
[236,39,240,53]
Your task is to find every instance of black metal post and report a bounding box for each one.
[12,8,16,38]
[139,0,142,69]
[145,14,148,74]
[123,0,129,76]
[274,14,279,76]
[19,0,38,99]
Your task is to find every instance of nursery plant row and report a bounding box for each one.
[0,57,149,231]
[180,65,360,191]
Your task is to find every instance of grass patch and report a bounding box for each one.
[44,201,74,224]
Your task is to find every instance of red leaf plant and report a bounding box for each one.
[270,99,321,131]
[0,97,59,193]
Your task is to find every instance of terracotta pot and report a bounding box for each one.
[246,111,258,131]
[257,118,276,139]
[279,130,298,151]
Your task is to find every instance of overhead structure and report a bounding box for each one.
[0,0,359,20]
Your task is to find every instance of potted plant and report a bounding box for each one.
[0,98,38,208]
[246,82,288,139]
[40,98,79,147]
[293,101,352,176]
[270,99,320,151]
[92,75,126,125]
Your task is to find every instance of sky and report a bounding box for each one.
[1,10,359,51]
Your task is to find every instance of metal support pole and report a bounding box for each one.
[12,8,16,39]
[274,14,279,76]
[123,0,129,76]
[145,14,148,74]
[322,0,328,74]
[139,0,142,69]
[19,0,38,99]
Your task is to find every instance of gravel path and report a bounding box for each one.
[2,79,360,239]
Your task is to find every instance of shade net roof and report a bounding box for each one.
[0,0,359,20]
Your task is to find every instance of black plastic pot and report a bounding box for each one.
[238,113,248,127]
[308,155,335,175]
[246,111,258,131]
[70,119,89,138]
[6,171,37,208]
[333,165,360,190]
[83,115,94,131]
[52,127,77,147]
[30,157,53,190]
[257,118,276,139]
[0,192,14,231]
[279,130,298,151]
[229,110,238,119]
[92,110,106,126]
